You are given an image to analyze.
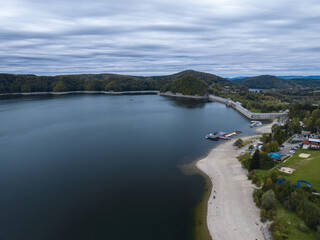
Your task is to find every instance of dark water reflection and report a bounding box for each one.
[0,94,255,240]
[166,96,209,108]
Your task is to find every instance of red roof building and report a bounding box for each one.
[302,138,320,150]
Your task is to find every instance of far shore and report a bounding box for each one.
[0,90,159,96]
[196,121,275,240]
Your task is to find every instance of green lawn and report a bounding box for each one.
[275,202,318,240]
[278,149,320,191]
[255,169,268,180]
[260,149,320,239]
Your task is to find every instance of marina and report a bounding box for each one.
[205,130,242,141]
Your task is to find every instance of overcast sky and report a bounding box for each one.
[1,0,320,77]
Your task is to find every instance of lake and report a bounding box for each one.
[0,94,255,240]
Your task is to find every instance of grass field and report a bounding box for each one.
[255,169,268,180]
[277,149,320,191]
[275,202,318,240]
[255,149,320,239]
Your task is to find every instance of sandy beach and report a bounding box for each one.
[196,122,274,240]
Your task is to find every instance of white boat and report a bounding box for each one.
[250,121,262,128]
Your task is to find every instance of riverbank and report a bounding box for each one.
[196,121,274,240]
[0,90,159,96]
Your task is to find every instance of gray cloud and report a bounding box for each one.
[0,0,320,77]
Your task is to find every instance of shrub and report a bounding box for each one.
[262,177,274,192]
[282,200,293,211]
[270,218,289,240]
[251,171,259,185]
[256,179,262,187]
[260,208,267,222]
[317,226,320,239]
[253,189,263,207]
[300,199,320,230]
[235,138,244,148]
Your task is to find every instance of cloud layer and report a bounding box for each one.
[1,0,320,76]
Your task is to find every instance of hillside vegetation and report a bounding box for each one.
[0,70,230,94]
[234,75,320,89]
[160,75,208,96]
[234,75,298,89]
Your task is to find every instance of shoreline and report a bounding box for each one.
[195,121,274,240]
[0,90,159,96]
[158,91,208,99]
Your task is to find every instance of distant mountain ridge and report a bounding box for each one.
[0,70,230,94]
[228,75,320,80]
[233,75,320,89]
[1,70,320,94]
[278,76,320,79]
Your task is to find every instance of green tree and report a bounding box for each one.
[259,151,274,169]
[262,189,276,210]
[249,149,260,170]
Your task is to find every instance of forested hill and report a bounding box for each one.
[0,70,230,93]
[160,75,208,96]
[233,75,298,89]
[233,75,320,89]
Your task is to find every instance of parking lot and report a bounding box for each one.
[280,140,301,159]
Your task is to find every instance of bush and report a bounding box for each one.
[235,138,244,148]
[249,170,261,187]
[270,218,289,240]
[237,153,251,169]
[256,179,262,187]
[298,220,309,232]
[262,177,274,192]
[300,199,320,230]
[262,189,276,210]
[260,208,267,222]
[317,226,320,239]
[253,189,263,207]
[282,200,293,211]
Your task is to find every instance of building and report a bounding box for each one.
[302,138,320,150]
[301,131,311,136]
[268,152,282,161]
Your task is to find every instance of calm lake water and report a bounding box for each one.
[0,94,255,240]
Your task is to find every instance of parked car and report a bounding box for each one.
[289,150,295,154]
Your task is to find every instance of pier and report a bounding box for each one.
[209,95,288,120]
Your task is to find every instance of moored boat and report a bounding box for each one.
[250,121,262,128]
[206,130,242,141]
[205,133,219,140]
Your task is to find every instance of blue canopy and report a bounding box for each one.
[268,152,281,158]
